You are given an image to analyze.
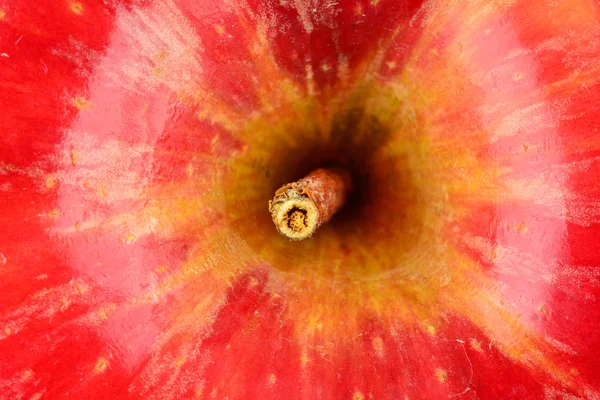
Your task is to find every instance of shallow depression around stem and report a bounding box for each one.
[222,82,450,283]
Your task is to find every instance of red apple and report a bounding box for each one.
[1,0,600,398]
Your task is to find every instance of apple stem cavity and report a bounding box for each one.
[268,167,353,241]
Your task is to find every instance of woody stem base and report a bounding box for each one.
[268,167,353,241]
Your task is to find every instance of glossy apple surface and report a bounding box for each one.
[1,0,600,399]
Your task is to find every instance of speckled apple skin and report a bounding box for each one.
[1,1,600,399]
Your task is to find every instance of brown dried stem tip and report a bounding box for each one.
[268,167,353,241]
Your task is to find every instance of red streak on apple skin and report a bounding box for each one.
[0,1,123,168]
[128,271,567,400]
[1,0,600,399]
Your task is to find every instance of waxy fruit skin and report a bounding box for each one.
[1,0,600,399]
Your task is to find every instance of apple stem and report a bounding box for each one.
[268,167,353,241]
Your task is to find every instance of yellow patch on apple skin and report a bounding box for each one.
[300,353,310,367]
[156,49,167,62]
[372,336,385,358]
[47,209,60,219]
[97,304,116,321]
[427,325,436,336]
[194,383,205,398]
[469,338,483,352]
[515,222,528,234]
[125,232,137,244]
[70,148,79,166]
[353,391,365,400]
[30,393,43,400]
[18,369,35,383]
[94,358,109,373]
[45,176,57,189]
[72,97,91,110]
[214,25,225,35]
[247,276,260,287]
[305,63,316,96]
[97,308,108,321]
[74,280,88,294]
[97,184,107,199]
[435,369,448,383]
[210,135,220,151]
[156,265,168,274]
[2,164,17,172]
[0,8,6,20]
[70,2,84,15]
[353,3,363,16]
[268,373,277,385]
[60,297,71,312]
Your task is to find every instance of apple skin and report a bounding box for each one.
[1,0,600,399]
